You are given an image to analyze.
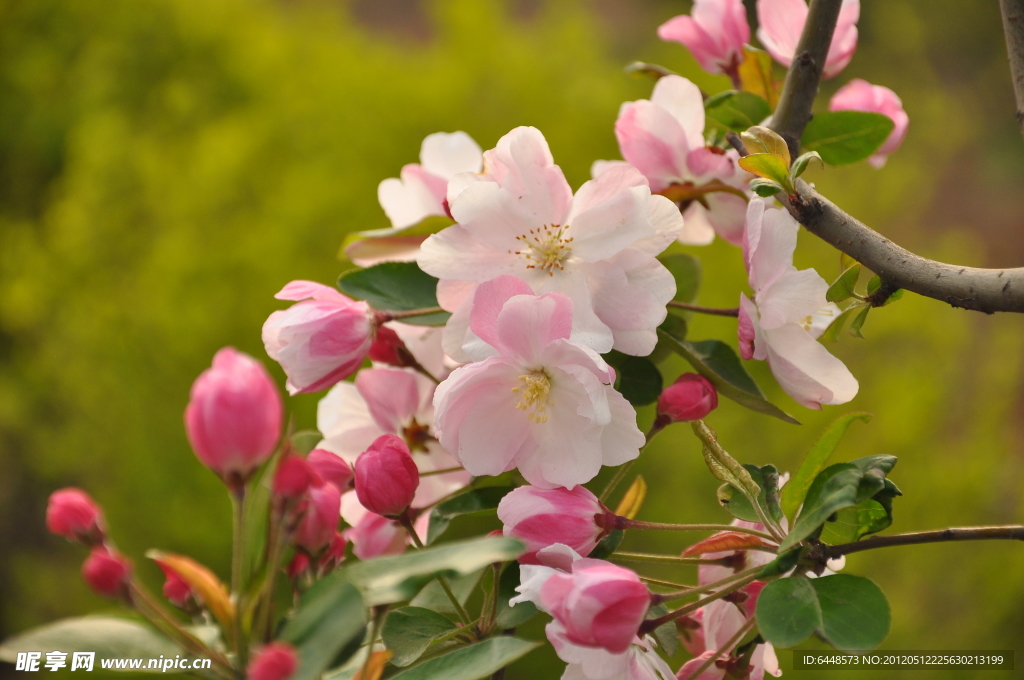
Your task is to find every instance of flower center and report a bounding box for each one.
[512,224,573,276]
[401,417,432,453]
[512,369,552,423]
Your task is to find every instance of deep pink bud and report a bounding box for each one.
[82,547,132,599]
[367,325,407,366]
[318,532,347,573]
[307,449,353,491]
[262,281,373,395]
[829,79,909,168]
[292,482,341,553]
[657,0,750,76]
[184,348,282,484]
[354,434,419,518]
[497,486,609,564]
[157,563,194,609]
[46,488,104,545]
[247,643,298,680]
[540,560,651,654]
[657,373,718,422]
[274,456,320,500]
[286,552,310,579]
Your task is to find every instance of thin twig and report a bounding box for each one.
[399,513,475,627]
[667,301,740,317]
[824,525,1024,558]
[614,518,776,541]
[612,551,731,565]
[639,572,760,634]
[1000,0,1024,138]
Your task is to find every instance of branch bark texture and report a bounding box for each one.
[1001,0,1024,138]
[770,0,843,155]
[824,525,1024,558]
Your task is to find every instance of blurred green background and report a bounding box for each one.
[1,0,1022,678]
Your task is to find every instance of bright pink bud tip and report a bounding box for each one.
[354,434,419,518]
[541,560,651,654]
[273,456,320,500]
[286,552,310,579]
[367,325,408,367]
[184,348,283,485]
[46,488,104,545]
[157,563,194,608]
[657,373,718,422]
[247,643,298,680]
[82,547,132,599]
[319,532,347,573]
[292,482,342,553]
[307,449,353,491]
[498,486,609,564]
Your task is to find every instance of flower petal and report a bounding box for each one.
[763,323,859,408]
[419,131,483,178]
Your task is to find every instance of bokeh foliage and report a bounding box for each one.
[0,0,1021,678]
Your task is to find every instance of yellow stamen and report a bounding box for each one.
[512,370,553,423]
[510,224,573,276]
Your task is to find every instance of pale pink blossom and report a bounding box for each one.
[739,199,858,409]
[756,0,860,79]
[600,76,749,246]
[340,492,429,560]
[432,279,644,489]
[829,79,909,168]
[316,367,469,508]
[657,0,750,77]
[419,126,683,358]
[262,281,373,395]
[498,485,611,564]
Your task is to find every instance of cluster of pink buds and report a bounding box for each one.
[46,489,133,600]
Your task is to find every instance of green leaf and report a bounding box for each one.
[819,499,891,545]
[613,356,663,406]
[848,305,870,338]
[705,90,772,132]
[290,430,323,455]
[389,637,540,680]
[658,317,799,424]
[872,478,903,526]
[340,215,455,263]
[791,151,823,179]
[755,546,803,579]
[780,463,864,552]
[736,48,780,109]
[737,153,792,190]
[279,578,367,680]
[624,61,677,80]
[427,487,513,545]
[811,575,891,650]
[588,529,624,560]
[344,537,524,606]
[866,275,882,296]
[658,253,701,303]
[337,262,449,326]
[410,569,482,614]
[494,563,538,629]
[740,126,791,165]
[381,607,459,667]
[749,178,784,197]
[242,457,276,589]
[801,111,895,166]
[819,306,859,343]
[826,265,861,303]
[716,464,780,523]
[0,617,183,671]
[646,604,680,657]
[755,578,822,648]
[781,413,872,521]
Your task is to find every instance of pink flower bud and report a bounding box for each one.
[367,325,408,366]
[82,547,132,599]
[306,449,353,491]
[247,643,298,680]
[184,348,282,485]
[829,79,909,168]
[292,482,341,553]
[344,512,408,560]
[657,0,750,76]
[318,532,347,573]
[157,563,194,609]
[657,373,718,422]
[354,434,419,518]
[273,456,320,501]
[497,486,611,564]
[262,281,373,395]
[46,488,104,545]
[286,552,310,579]
[540,560,651,654]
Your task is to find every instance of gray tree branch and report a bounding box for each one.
[1001,0,1024,138]
[764,0,1024,314]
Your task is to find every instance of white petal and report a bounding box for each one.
[650,75,706,151]
[763,323,859,408]
[679,202,718,246]
[757,268,830,330]
[316,382,383,463]
[419,131,483,178]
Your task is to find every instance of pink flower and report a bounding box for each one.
[418,126,683,358]
[354,434,420,518]
[829,79,909,168]
[318,532,347,573]
[739,199,858,408]
[273,455,320,501]
[262,281,373,395]
[540,559,651,654]
[657,373,719,422]
[81,547,132,599]
[340,492,429,559]
[184,348,282,483]
[46,488,104,545]
[603,76,749,246]
[657,0,750,76]
[306,449,353,491]
[757,0,860,79]
[292,481,341,553]
[316,366,469,508]
[247,643,298,680]
[157,563,194,609]
[498,486,611,564]
[433,278,644,489]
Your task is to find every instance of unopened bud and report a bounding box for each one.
[292,482,341,553]
[157,563,194,609]
[306,449,353,491]
[367,326,409,367]
[318,532,347,573]
[657,373,718,422]
[497,485,610,564]
[46,488,104,545]
[273,456,319,501]
[82,547,132,599]
[354,434,419,518]
[286,552,310,579]
[247,642,298,680]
